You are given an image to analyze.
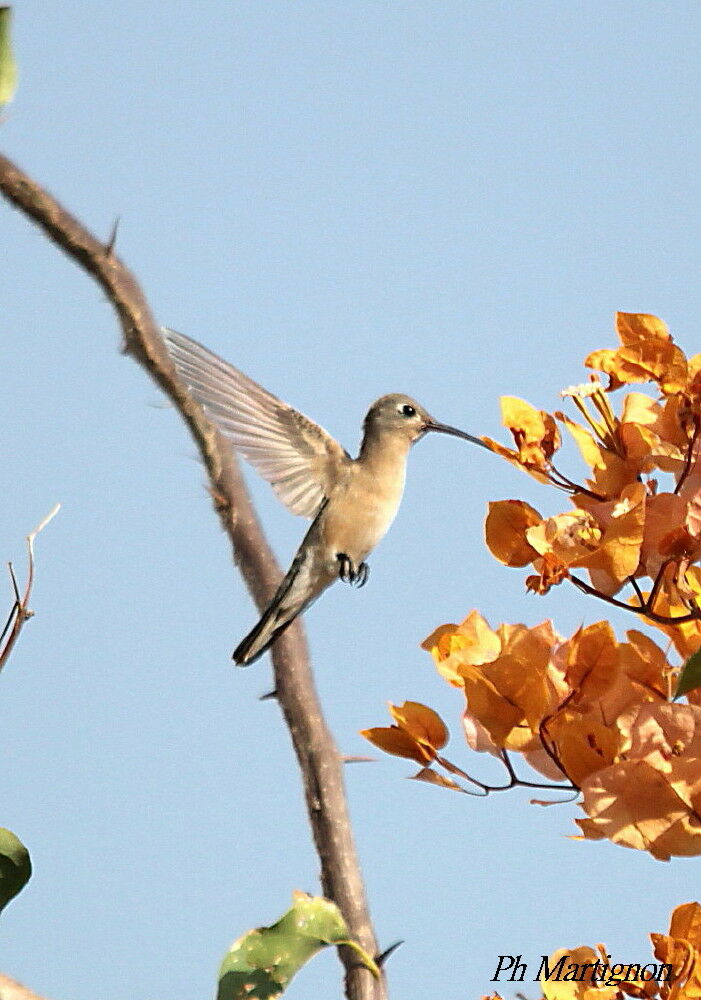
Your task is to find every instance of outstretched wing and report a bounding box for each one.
[162,328,350,518]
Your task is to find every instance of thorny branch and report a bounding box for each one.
[0,152,386,1000]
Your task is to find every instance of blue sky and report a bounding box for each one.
[2,3,701,998]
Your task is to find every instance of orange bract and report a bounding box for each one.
[576,704,701,861]
[485,500,542,567]
[586,313,688,394]
[361,701,449,766]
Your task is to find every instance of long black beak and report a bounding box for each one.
[424,421,490,450]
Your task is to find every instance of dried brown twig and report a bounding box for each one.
[0,504,60,673]
[0,152,385,1000]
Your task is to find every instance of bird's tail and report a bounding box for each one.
[232,543,318,666]
[232,594,293,665]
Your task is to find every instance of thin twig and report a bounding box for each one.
[569,573,701,626]
[547,464,604,501]
[431,750,577,798]
[500,749,575,791]
[538,698,579,788]
[0,504,60,673]
[8,562,20,603]
[628,575,646,608]
[674,422,700,496]
[646,560,673,617]
[0,152,384,1000]
[0,582,18,648]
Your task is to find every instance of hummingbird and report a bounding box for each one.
[162,328,486,665]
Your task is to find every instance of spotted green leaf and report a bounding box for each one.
[217,892,379,1000]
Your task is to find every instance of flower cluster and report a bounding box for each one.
[484,313,701,623]
[364,315,701,860]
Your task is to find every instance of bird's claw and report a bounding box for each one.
[337,553,369,588]
[355,561,369,587]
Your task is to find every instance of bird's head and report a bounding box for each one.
[362,394,485,449]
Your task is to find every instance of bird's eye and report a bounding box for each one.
[401,404,416,417]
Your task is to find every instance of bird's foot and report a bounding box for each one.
[337,553,369,588]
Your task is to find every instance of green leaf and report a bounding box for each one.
[217,892,379,1000]
[0,7,17,107]
[0,828,31,914]
[674,648,701,700]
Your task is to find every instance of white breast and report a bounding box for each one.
[322,459,407,565]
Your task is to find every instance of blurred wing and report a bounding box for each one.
[162,328,350,518]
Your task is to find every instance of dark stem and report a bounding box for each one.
[569,573,701,626]
[434,751,577,798]
[674,422,700,496]
[547,464,605,501]
[628,575,646,608]
[538,695,581,791]
[647,560,673,617]
[499,749,575,790]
